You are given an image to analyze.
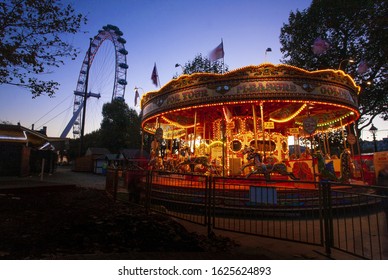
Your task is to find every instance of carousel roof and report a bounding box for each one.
[141,63,361,138]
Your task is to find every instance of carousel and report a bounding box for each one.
[140,63,361,183]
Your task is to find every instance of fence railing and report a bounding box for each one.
[321,183,388,259]
[147,171,210,228]
[107,168,388,259]
[211,176,323,246]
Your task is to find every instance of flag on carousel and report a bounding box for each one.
[151,63,159,87]
[209,39,225,61]
[134,88,140,106]
[357,60,368,74]
[312,37,330,55]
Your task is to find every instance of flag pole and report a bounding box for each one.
[157,70,161,88]
[221,38,224,74]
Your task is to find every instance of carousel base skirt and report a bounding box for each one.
[147,173,359,191]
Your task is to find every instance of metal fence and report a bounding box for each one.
[146,171,210,228]
[211,177,323,246]
[107,169,388,259]
[322,184,388,259]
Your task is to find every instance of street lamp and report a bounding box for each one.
[265,47,272,61]
[338,58,355,70]
[369,124,378,152]
[175,63,184,73]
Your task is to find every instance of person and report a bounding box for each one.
[377,166,388,226]
[377,165,388,187]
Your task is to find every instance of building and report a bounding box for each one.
[0,124,62,176]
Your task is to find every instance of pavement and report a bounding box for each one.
[0,165,106,191]
[0,166,362,260]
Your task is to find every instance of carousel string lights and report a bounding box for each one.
[161,116,198,129]
[141,63,361,182]
[270,104,307,123]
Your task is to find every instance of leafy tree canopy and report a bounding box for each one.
[0,0,87,97]
[279,0,387,132]
[99,98,141,153]
[174,53,228,78]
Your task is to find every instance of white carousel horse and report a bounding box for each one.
[241,146,299,180]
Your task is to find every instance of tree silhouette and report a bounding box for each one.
[99,99,141,153]
[174,53,228,78]
[0,0,87,97]
[279,0,387,134]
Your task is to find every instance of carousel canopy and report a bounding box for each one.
[141,64,360,139]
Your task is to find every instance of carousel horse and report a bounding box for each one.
[340,148,353,183]
[241,146,299,180]
[313,150,337,182]
[163,157,177,172]
[313,149,353,183]
[148,154,164,170]
[175,155,210,174]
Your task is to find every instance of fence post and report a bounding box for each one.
[206,175,213,237]
[322,181,333,257]
[145,170,151,215]
[113,168,118,202]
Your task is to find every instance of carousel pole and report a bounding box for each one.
[295,134,300,158]
[340,119,347,149]
[203,118,206,143]
[140,127,144,158]
[221,120,226,177]
[260,103,266,160]
[310,133,317,183]
[353,124,364,182]
[193,110,197,154]
[268,128,272,155]
[322,132,327,155]
[325,132,331,156]
[293,134,297,158]
[252,104,258,150]
[171,125,175,155]
[347,124,355,156]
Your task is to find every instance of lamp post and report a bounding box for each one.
[134,86,143,107]
[175,63,184,74]
[265,47,272,61]
[369,124,378,152]
[338,58,355,70]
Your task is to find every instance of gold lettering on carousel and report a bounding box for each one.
[236,82,297,94]
[166,94,181,105]
[165,89,209,106]
[181,89,208,101]
[320,86,350,100]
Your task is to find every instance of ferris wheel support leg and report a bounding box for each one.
[60,101,84,138]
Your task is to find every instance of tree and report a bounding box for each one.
[279,0,387,134]
[99,98,141,153]
[174,53,228,77]
[0,0,87,97]
[67,130,102,161]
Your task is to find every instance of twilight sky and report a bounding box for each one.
[0,0,385,140]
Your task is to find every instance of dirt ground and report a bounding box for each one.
[1,167,369,260]
[0,186,242,260]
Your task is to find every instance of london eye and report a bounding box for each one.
[61,25,128,138]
